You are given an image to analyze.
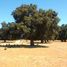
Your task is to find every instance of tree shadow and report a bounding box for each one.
[0,44,49,48]
[34,41,53,44]
[0,42,14,43]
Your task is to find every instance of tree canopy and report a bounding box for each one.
[11,4,60,45]
[0,4,66,46]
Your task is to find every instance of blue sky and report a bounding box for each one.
[0,0,67,27]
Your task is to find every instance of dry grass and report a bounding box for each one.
[0,40,67,67]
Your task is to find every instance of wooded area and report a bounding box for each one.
[0,4,67,46]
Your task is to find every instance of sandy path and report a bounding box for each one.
[0,41,67,67]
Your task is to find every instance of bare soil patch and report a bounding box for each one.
[0,40,67,67]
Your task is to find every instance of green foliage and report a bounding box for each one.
[12,4,60,44]
[59,24,67,42]
[0,4,61,45]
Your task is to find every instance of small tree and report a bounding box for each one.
[59,24,67,42]
[1,21,9,42]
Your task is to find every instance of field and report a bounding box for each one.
[0,40,67,67]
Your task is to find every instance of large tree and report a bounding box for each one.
[45,9,60,41]
[37,9,60,43]
[12,4,60,45]
[12,4,38,46]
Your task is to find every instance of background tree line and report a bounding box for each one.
[0,4,67,46]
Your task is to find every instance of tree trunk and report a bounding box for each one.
[45,40,47,43]
[41,39,44,43]
[64,39,66,42]
[30,39,34,46]
[61,39,63,42]
[4,40,6,42]
[47,39,49,43]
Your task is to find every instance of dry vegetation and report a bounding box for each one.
[0,40,67,67]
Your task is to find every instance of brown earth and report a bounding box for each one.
[0,40,67,67]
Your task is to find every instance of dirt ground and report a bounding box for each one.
[0,40,67,67]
